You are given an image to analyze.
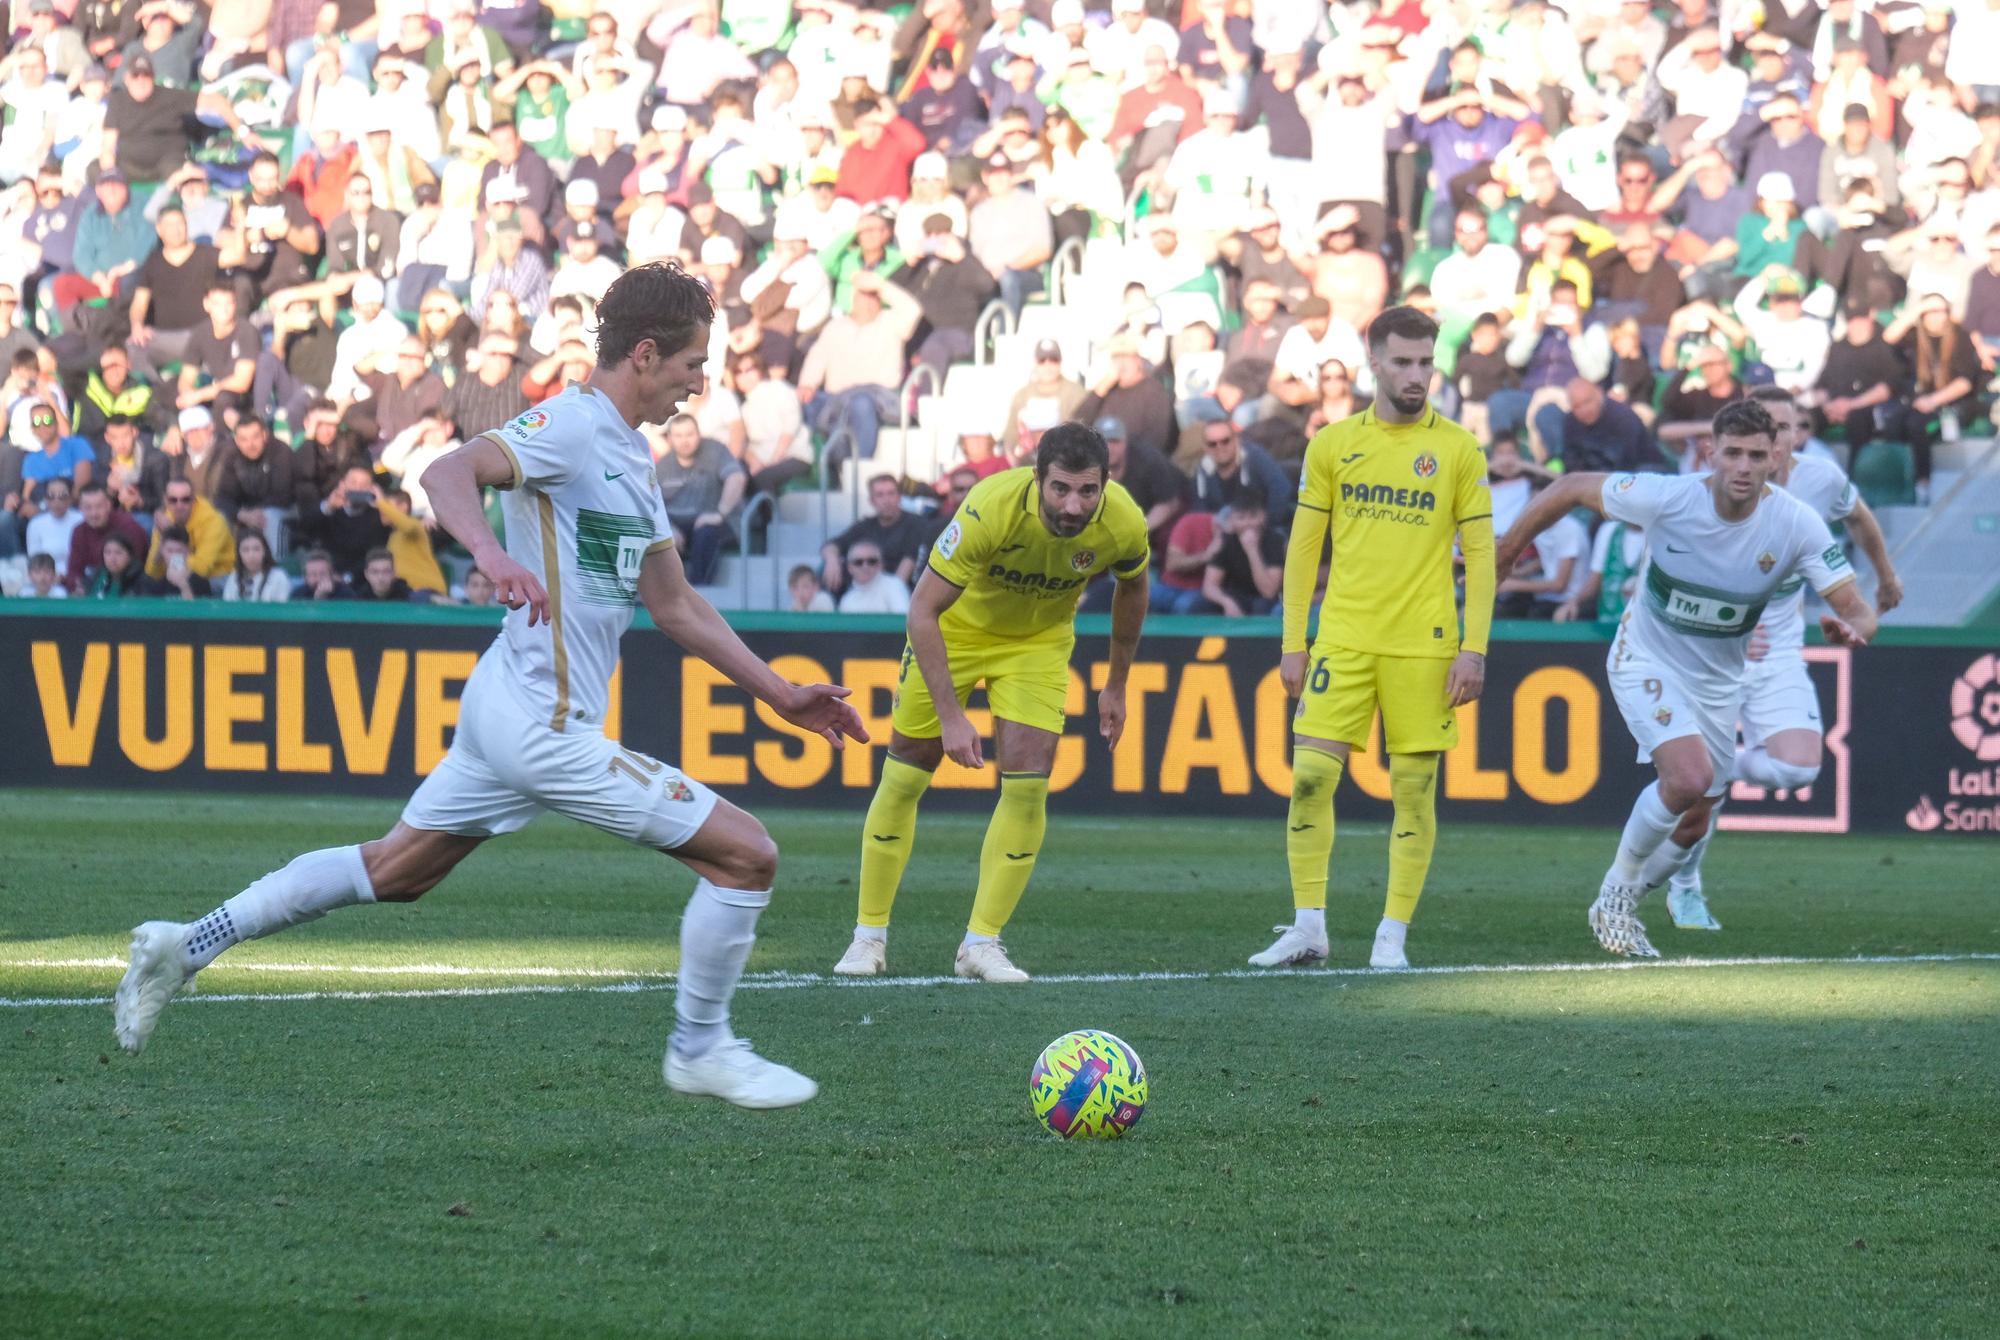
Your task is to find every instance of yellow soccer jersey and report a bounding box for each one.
[927,467,1151,642]
[1282,406,1495,659]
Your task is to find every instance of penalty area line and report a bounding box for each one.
[1,952,1995,1010]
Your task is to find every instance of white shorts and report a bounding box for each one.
[402,652,720,849]
[1607,652,1739,798]
[1738,652,1823,748]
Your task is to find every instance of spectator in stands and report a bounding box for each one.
[238,152,323,303]
[799,270,921,483]
[1494,279,1610,457]
[1652,147,1752,300]
[1589,226,1686,366]
[1108,41,1202,190]
[66,480,148,593]
[1557,517,1649,626]
[1304,206,1389,336]
[145,475,230,579]
[84,529,143,597]
[1451,314,1516,443]
[1099,413,1184,544]
[835,96,926,204]
[1151,505,1219,614]
[102,55,246,184]
[1496,494,1589,620]
[1658,341,1744,462]
[969,151,1055,318]
[20,398,93,498]
[1548,377,1660,474]
[126,204,221,384]
[788,563,835,614]
[291,547,352,601]
[1411,59,1531,249]
[653,412,745,587]
[212,414,295,554]
[1430,208,1524,329]
[1883,291,1986,503]
[835,539,911,615]
[728,353,813,497]
[1003,339,1085,447]
[1078,332,1175,459]
[312,465,393,580]
[472,218,551,325]
[350,546,413,603]
[1731,266,1833,393]
[137,523,212,599]
[1192,417,1292,523]
[1267,297,1364,426]
[896,216,996,378]
[741,214,834,342]
[1741,95,1824,221]
[325,174,401,283]
[218,527,293,603]
[25,475,79,573]
[177,283,261,422]
[353,336,446,453]
[823,472,930,596]
[461,566,497,607]
[445,333,532,443]
[15,550,63,599]
[1202,490,1283,618]
[62,168,151,324]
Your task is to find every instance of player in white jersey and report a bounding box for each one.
[113,264,868,1109]
[1664,385,1905,930]
[1497,399,1879,957]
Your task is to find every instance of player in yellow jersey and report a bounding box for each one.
[832,423,1152,982]
[1249,306,1496,970]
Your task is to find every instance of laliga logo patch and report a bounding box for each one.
[1071,548,1096,572]
[512,409,550,434]
[1654,706,1673,726]
[936,520,962,560]
[1950,653,2000,761]
[1612,474,1637,493]
[1757,550,1777,574]
[1413,451,1438,479]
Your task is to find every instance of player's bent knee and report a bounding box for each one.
[1658,763,1714,812]
[718,821,780,891]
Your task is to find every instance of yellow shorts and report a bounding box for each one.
[1294,646,1459,755]
[890,634,1071,738]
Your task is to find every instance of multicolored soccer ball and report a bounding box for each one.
[1030,1030,1147,1139]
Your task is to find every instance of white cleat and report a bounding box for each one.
[954,939,1030,983]
[1667,882,1723,931]
[832,934,887,976]
[1248,924,1330,968]
[1589,881,1660,958]
[113,920,196,1055]
[1369,939,1410,970]
[664,1036,818,1109]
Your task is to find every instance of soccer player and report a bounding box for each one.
[1664,384,1905,930]
[1250,305,1495,972]
[1496,399,1878,957]
[113,263,867,1109]
[831,422,1151,982]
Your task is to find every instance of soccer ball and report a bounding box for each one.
[1029,1030,1147,1139]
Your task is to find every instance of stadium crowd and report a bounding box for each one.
[1,0,1990,612]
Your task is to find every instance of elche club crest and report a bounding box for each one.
[1070,548,1096,572]
[1413,451,1438,479]
[1757,551,1777,574]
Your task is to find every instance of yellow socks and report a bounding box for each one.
[1384,753,1439,924]
[1287,746,1344,912]
[967,772,1049,937]
[857,755,933,928]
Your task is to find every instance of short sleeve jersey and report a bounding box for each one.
[926,466,1150,645]
[1292,406,1491,659]
[1766,454,1859,652]
[480,384,676,731]
[1603,472,1854,693]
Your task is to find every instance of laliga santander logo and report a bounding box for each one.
[1949,653,2000,761]
[1906,795,1943,833]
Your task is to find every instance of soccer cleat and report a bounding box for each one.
[113,920,197,1055]
[954,939,1030,983]
[664,1036,819,1109]
[1588,881,1660,958]
[1369,938,1410,970]
[1667,881,1723,931]
[832,934,887,977]
[1248,924,1330,968]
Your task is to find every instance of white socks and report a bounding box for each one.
[961,930,997,947]
[1609,783,1680,883]
[1373,916,1407,953]
[1734,745,1819,792]
[1639,837,1696,891]
[672,879,770,1060]
[852,924,887,943]
[1295,907,1327,937]
[1671,804,1723,890]
[182,846,376,970]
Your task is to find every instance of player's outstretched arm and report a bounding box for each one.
[639,545,868,748]
[1820,580,1879,648]
[1279,498,1330,696]
[1099,574,1149,750]
[1842,499,1903,613]
[1452,508,1496,707]
[1494,472,1608,577]
[421,437,549,624]
[907,567,981,769]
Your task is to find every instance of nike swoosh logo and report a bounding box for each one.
[1005,851,1035,860]
[870,834,902,843]
[604,470,624,481]
[1665,544,1690,553]
[1395,830,1416,839]
[1340,453,1365,464]
[1289,823,1314,832]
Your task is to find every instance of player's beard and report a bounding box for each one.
[1389,384,1428,415]
[1041,505,1086,537]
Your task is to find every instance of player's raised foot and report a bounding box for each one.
[1248,924,1330,968]
[113,920,197,1055]
[1588,881,1660,958]
[832,933,887,976]
[955,938,1029,983]
[1667,881,1723,931]
[664,1036,818,1109]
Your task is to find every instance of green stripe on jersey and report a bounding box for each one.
[1643,563,1768,639]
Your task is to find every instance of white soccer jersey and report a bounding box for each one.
[1602,472,1855,694]
[1766,454,1859,653]
[481,385,676,731]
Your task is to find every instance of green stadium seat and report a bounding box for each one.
[1850,439,1915,508]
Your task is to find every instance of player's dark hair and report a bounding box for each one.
[1711,398,1778,442]
[159,524,190,547]
[1747,384,1794,408]
[594,261,715,369]
[1366,305,1441,355]
[1035,421,1110,481]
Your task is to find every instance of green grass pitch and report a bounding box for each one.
[3,789,1996,1338]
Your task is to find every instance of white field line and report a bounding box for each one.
[1,952,1995,1010]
